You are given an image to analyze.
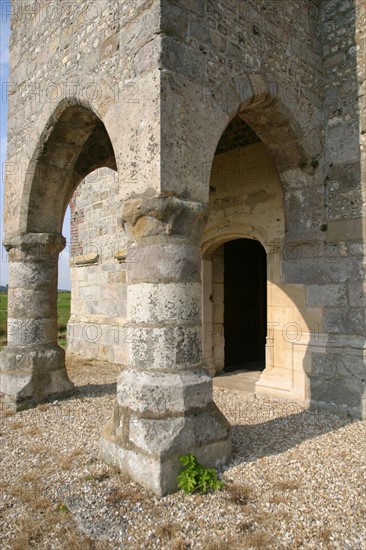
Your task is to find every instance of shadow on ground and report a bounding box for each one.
[44,362,358,466]
[76,382,116,397]
[230,408,356,464]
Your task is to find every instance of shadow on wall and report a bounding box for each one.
[296,0,365,419]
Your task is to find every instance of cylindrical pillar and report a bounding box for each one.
[101,196,231,495]
[0,233,74,409]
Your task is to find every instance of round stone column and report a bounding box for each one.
[0,233,74,409]
[101,196,231,495]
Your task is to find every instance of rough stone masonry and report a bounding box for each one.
[0,0,365,495]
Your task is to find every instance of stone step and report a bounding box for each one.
[213,368,262,394]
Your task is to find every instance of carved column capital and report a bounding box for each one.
[3,233,66,262]
[122,195,209,242]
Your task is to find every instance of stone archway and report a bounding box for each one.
[0,101,117,410]
[201,115,323,404]
[202,119,284,375]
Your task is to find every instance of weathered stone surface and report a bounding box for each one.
[101,400,231,495]
[306,284,347,307]
[7,319,58,345]
[326,218,363,242]
[348,281,366,307]
[282,257,363,285]
[115,368,213,414]
[323,307,365,335]
[0,344,74,410]
[8,288,57,319]
[122,196,209,241]
[128,282,201,323]
[309,352,366,418]
[128,243,202,283]
[67,320,129,365]
[128,325,202,371]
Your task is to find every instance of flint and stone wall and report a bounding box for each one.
[68,168,128,364]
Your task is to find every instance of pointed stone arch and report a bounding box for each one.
[201,89,324,403]
[0,100,117,409]
[19,100,117,235]
[199,73,323,204]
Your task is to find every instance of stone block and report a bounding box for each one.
[306,284,347,306]
[327,122,360,164]
[282,257,363,285]
[98,343,115,364]
[268,283,306,307]
[293,306,324,332]
[9,262,56,290]
[108,270,127,283]
[161,37,205,82]
[128,282,201,323]
[112,346,128,365]
[326,218,363,242]
[348,281,366,307]
[7,318,58,346]
[212,282,224,303]
[129,325,201,371]
[100,398,231,496]
[8,287,57,319]
[212,302,224,324]
[70,267,85,281]
[323,307,365,335]
[212,253,224,283]
[0,344,74,410]
[162,2,189,40]
[129,243,202,283]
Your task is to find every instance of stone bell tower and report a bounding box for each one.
[1,0,365,494]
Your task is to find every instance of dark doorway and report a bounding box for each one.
[224,239,266,372]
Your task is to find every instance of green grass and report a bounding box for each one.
[57,292,71,328]
[57,292,71,347]
[0,291,71,350]
[0,293,8,342]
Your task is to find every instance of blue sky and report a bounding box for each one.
[0,2,71,289]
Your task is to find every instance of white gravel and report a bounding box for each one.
[0,359,365,549]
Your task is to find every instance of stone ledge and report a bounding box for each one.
[114,250,127,262]
[71,252,99,266]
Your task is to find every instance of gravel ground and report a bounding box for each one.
[0,359,365,550]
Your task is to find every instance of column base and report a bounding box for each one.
[101,402,231,496]
[0,344,75,411]
[201,358,217,377]
[100,367,231,495]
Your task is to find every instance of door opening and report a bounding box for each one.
[224,239,266,373]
